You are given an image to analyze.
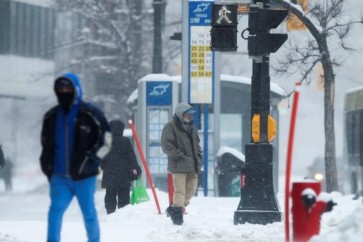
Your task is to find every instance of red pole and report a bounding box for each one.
[284,83,301,242]
[167,173,173,206]
[128,119,161,214]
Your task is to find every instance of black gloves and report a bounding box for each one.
[129,166,142,181]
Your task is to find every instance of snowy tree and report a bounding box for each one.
[54,0,154,119]
[273,0,363,192]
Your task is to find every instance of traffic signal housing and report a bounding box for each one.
[248,7,288,56]
[211,4,238,52]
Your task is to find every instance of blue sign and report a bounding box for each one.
[146,81,172,106]
[189,1,212,26]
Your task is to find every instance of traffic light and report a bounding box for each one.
[211,4,238,52]
[248,7,288,56]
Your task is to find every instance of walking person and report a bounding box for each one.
[1,157,13,192]
[0,145,4,170]
[100,120,141,214]
[40,73,110,242]
[161,103,202,225]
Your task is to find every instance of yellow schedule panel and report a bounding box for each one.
[190,26,213,103]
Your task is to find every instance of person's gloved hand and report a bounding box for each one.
[136,166,142,176]
[133,169,138,175]
[97,132,112,159]
[129,165,142,181]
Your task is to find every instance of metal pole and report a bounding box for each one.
[203,104,209,196]
[153,0,164,73]
[234,1,281,225]
[182,0,189,103]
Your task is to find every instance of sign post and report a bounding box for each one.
[187,0,215,196]
[234,0,288,225]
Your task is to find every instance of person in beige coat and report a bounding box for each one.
[161,103,202,225]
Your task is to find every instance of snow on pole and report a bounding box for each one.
[128,119,161,215]
[284,83,301,242]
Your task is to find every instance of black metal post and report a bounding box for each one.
[152,0,165,73]
[234,0,282,224]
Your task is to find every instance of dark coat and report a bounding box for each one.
[161,103,202,174]
[40,102,110,181]
[0,146,4,169]
[101,120,141,189]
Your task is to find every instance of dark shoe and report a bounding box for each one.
[166,206,173,217]
[107,209,116,214]
[166,206,183,225]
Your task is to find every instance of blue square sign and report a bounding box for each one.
[146,81,172,106]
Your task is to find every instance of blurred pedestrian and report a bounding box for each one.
[161,103,202,225]
[100,120,141,214]
[0,157,13,192]
[0,145,4,170]
[40,73,110,242]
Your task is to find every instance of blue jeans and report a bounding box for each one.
[47,175,100,242]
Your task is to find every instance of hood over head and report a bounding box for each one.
[54,73,83,109]
[174,103,194,122]
[109,120,125,136]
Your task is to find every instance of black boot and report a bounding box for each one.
[166,206,183,225]
[106,209,115,215]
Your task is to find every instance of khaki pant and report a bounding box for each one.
[172,173,198,208]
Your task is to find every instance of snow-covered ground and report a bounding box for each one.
[1,1,363,241]
[0,173,362,242]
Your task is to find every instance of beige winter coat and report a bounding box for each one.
[161,104,202,174]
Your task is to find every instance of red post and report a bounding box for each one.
[128,119,161,214]
[167,173,173,206]
[285,83,301,242]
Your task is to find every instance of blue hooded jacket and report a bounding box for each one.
[53,73,83,176]
[40,73,110,181]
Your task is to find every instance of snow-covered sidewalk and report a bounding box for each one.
[0,176,362,242]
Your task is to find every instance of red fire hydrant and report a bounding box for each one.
[291,181,336,242]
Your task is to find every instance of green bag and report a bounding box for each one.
[130,177,150,205]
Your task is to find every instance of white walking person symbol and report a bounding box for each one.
[217,6,232,24]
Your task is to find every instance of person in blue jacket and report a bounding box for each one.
[40,73,110,242]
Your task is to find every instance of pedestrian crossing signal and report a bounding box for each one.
[212,4,238,27]
[211,28,237,51]
[248,7,288,56]
[211,4,238,52]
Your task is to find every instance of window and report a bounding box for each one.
[3,1,55,59]
[0,0,10,54]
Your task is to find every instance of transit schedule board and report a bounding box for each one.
[189,0,214,104]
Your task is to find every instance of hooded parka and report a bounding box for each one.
[101,120,141,189]
[161,103,202,174]
[40,73,110,181]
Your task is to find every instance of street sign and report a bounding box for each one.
[188,0,214,104]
